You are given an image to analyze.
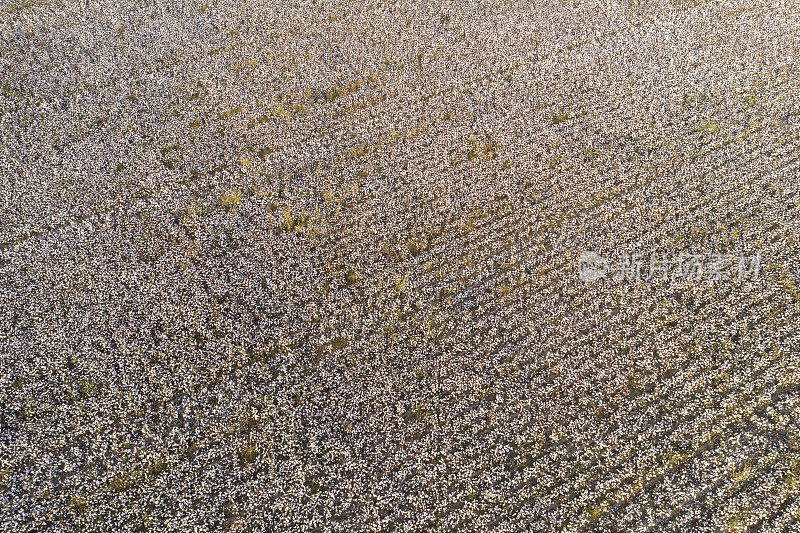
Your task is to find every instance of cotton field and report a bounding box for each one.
[2,0,800,531]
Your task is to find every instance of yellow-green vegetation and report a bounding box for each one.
[402,405,430,424]
[78,380,98,399]
[394,273,408,293]
[219,107,243,119]
[344,270,360,285]
[68,495,87,513]
[304,477,325,495]
[110,470,144,493]
[784,455,800,488]
[238,445,258,464]
[219,191,242,211]
[696,120,720,133]
[280,208,310,232]
[331,336,349,350]
[589,501,607,521]
[147,458,169,478]
[324,79,362,102]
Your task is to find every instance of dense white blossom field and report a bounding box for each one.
[2,0,800,530]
